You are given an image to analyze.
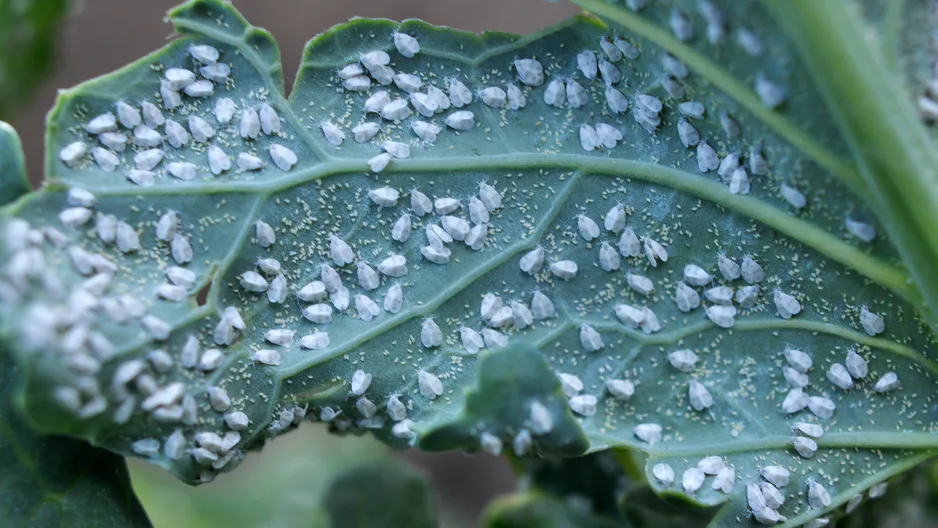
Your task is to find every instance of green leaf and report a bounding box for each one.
[838,460,938,528]
[483,493,622,528]
[485,452,717,527]
[0,121,30,206]
[1,1,937,527]
[130,426,437,528]
[0,345,150,527]
[0,120,149,528]
[0,0,68,121]
[322,458,438,528]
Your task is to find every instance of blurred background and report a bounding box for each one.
[11,1,579,526]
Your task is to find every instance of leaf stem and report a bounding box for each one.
[769,0,938,332]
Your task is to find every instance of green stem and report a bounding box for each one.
[770,0,938,332]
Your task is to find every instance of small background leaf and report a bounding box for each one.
[130,425,442,528]
[0,0,68,121]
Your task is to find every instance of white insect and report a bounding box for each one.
[729,167,750,195]
[749,146,769,175]
[697,456,726,476]
[668,349,698,373]
[653,464,674,486]
[642,237,668,267]
[418,370,444,400]
[682,468,705,494]
[569,395,598,416]
[378,254,407,277]
[808,396,836,419]
[300,331,330,350]
[577,214,600,241]
[794,422,823,438]
[566,79,589,108]
[785,349,813,375]
[530,290,554,320]
[712,466,736,494]
[781,388,809,414]
[369,186,400,207]
[704,285,734,305]
[481,86,507,108]
[860,306,885,336]
[269,144,297,171]
[320,121,344,147]
[448,78,473,107]
[827,364,862,390]
[167,162,197,181]
[780,183,807,209]
[303,304,333,324]
[579,325,603,351]
[577,49,598,79]
[355,295,381,322]
[793,436,818,458]
[606,379,634,401]
[618,228,641,257]
[627,272,654,295]
[237,153,264,171]
[445,110,474,130]
[420,318,443,348]
[208,145,231,175]
[808,481,831,508]
[331,287,350,312]
[677,118,700,147]
[604,60,626,87]
[600,37,622,61]
[633,423,662,444]
[696,141,720,173]
[688,379,714,411]
[674,282,701,312]
[598,242,621,272]
[549,260,577,280]
[369,153,392,173]
[172,234,193,264]
[364,91,391,114]
[411,120,440,143]
[410,92,438,117]
[756,74,787,108]
[394,73,422,93]
[761,466,791,487]
[774,289,801,319]
[91,147,119,172]
[459,327,485,354]
[393,31,420,58]
[874,372,900,392]
[514,58,544,86]
[380,99,412,121]
[579,124,601,152]
[783,367,809,388]
[605,86,629,113]
[253,349,281,366]
[741,255,764,283]
[543,78,566,108]
[706,305,737,328]
[614,303,644,328]
[519,247,545,275]
[558,373,583,397]
[845,349,868,379]
[505,83,526,110]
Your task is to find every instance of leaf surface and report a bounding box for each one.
[0,1,936,527]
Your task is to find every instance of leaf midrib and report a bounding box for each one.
[34,152,914,304]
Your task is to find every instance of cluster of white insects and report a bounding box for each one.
[0,1,922,524]
[59,44,298,185]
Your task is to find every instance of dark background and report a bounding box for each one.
[12,1,579,525]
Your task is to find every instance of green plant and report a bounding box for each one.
[2,0,938,526]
